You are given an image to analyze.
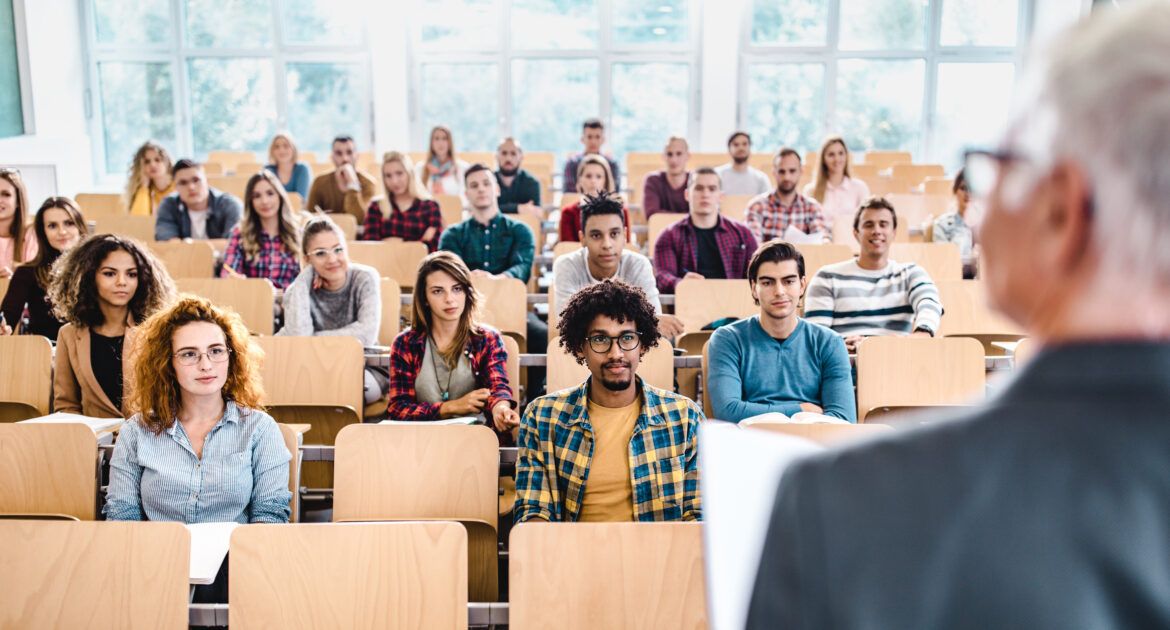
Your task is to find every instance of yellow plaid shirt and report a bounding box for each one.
[514,377,703,523]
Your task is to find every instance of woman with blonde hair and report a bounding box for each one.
[387,251,518,434]
[220,170,303,290]
[124,141,175,216]
[557,154,631,243]
[104,295,291,524]
[362,151,444,251]
[804,135,870,230]
[415,125,469,197]
[0,196,88,339]
[0,168,35,278]
[49,234,176,418]
[264,132,311,199]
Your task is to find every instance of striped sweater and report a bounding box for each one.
[804,259,942,337]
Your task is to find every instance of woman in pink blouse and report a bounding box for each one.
[805,136,870,240]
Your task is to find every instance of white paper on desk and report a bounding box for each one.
[187,522,239,585]
[381,416,479,426]
[741,411,849,425]
[781,224,827,244]
[19,412,122,434]
[700,421,822,630]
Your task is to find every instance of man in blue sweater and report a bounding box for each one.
[706,240,855,423]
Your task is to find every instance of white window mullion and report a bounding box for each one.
[173,0,194,159]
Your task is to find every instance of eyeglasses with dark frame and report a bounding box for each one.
[961,148,1027,199]
[173,346,232,366]
[586,332,641,354]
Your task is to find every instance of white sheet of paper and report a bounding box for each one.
[187,522,239,585]
[18,412,122,434]
[700,421,822,630]
[380,417,479,426]
[781,224,826,244]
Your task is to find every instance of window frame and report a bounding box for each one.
[81,0,374,180]
[737,0,1033,162]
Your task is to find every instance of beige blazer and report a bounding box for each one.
[54,322,139,418]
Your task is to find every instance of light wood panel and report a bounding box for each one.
[648,212,687,254]
[207,175,251,200]
[796,243,854,282]
[1014,337,1038,368]
[207,150,258,174]
[347,241,428,290]
[922,177,954,195]
[891,163,946,191]
[331,212,358,241]
[510,522,708,630]
[75,192,125,216]
[230,522,468,630]
[674,279,756,335]
[0,336,53,415]
[860,151,912,169]
[255,336,365,413]
[436,194,464,229]
[889,242,962,281]
[472,275,528,345]
[741,421,895,446]
[547,336,674,393]
[935,280,1024,342]
[175,277,276,335]
[278,423,303,523]
[378,278,403,346]
[503,335,520,400]
[92,215,154,242]
[884,193,951,227]
[0,423,97,519]
[721,194,753,222]
[151,240,216,278]
[0,521,188,629]
[856,336,985,422]
[233,162,265,178]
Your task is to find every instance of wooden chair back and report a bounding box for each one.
[0,521,188,629]
[472,275,528,346]
[922,176,955,195]
[327,212,358,242]
[206,175,251,200]
[267,405,360,490]
[1014,337,1038,368]
[378,278,402,346]
[748,153,777,184]
[230,522,467,629]
[151,240,216,278]
[74,192,124,216]
[647,212,687,254]
[92,215,154,242]
[435,193,464,229]
[884,193,951,226]
[889,242,962,281]
[287,191,304,212]
[255,336,365,413]
[722,194,753,222]
[795,243,854,282]
[675,278,756,335]
[547,336,674,393]
[0,402,40,423]
[233,161,265,178]
[741,421,895,446]
[175,278,275,335]
[510,522,707,630]
[0,423,98,519]
[207,150,257,174]
[688,152,726,169]
[0,336,53,415]
[503,335,520,400]
[347,241,428,290]
[935,280,1024,341]
[856,336,985,421]
[849,163,882,183]
[860,151,912,169]
[277,424,304,522]
[891,164,946,190]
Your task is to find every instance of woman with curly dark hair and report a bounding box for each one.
[49,234,176,417]
[514,279,704,524]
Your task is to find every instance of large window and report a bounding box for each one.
[85,0,371,176]
[743,0,1027,167]
[410,0,697,163]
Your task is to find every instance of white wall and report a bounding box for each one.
[697,0,744,152]
[0,0,93,200]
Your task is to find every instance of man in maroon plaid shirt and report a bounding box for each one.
[653,167,759,293]
[745,147,829,244]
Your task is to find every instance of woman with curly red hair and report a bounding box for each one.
[104,295,290,525]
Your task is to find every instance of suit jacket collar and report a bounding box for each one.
[74,313,138,415]
[998,341,1170,406]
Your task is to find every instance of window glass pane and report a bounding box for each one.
[749,0,827,46]
[97,62,176,174]
[511,0,598,49]
[836,59,924,152]
[0,0,22,138]
[610,62,689,164]
[282,0,365,46]
[745,63,824,151]
[417,0,498,50]
[420,63,498,152]
[184,0,272,48]
[612,0,689,45]
[286,63,370,156]
[932,62,1014,169]
[187,58,276,156]
[511,59,599,160]
[839,0,925,50]
[93,0,171,46]
[941,0,1019,46]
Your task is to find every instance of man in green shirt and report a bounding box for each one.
[495,137,542,216]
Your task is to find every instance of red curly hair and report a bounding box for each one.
[128,295,265,434]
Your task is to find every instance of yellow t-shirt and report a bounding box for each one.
[129,180,175,216]
[577,398,640,522]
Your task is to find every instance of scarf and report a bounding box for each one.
[426,157,454,194]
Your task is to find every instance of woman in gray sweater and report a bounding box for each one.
[278,215,385,403]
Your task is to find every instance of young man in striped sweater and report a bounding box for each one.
[804,197,942,352]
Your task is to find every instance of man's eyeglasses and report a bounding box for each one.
[962,148,1027,198]
[587,332,641,354]
[308,245,346,261]
[174,346,231,366]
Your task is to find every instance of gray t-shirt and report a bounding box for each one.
[552,247,663,316]
[416,338,478,404]
[716,163,773,197]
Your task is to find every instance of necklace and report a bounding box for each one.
[428,337,453,401]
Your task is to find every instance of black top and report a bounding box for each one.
[90,332,125,412]
[0,264,64,340]
[693,226,726,280]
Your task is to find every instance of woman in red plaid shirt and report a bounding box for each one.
[387,251,519,434]
[361,151,444,252]
[220,171,302,290]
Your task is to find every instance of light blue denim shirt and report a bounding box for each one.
[104,401,291,524]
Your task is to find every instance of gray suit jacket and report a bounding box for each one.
[747,342,1170,629]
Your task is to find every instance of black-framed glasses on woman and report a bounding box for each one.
[962,148,1028,199]
[587,332,641,354]
[173,346,232,366]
